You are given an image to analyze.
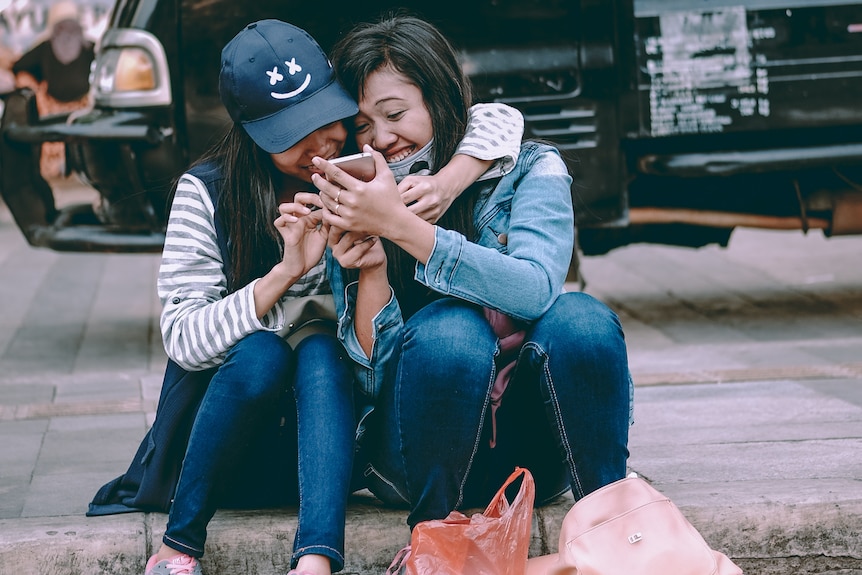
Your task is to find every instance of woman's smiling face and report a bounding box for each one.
[270,120,347,183]
[353,66,433,163]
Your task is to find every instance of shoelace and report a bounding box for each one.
[165,555,199,575]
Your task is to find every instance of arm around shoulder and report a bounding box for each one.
[459,102,524,179]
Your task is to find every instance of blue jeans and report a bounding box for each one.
[163,331,355,572]
[363,293,631,528]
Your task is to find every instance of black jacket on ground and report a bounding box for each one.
[87,163,226,516]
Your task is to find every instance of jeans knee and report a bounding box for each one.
[402,299,496,364]
[522,294,629,389]
[294,332,345,367]
[220,331,294,402]
[548,293,625,350]
[293,333,352,395]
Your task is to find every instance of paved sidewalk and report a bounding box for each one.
[1,184,861,574]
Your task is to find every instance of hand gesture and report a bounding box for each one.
[273,191,328,278]
[397,173,459,224]
[327,225,386,272]
[311,146,409,238]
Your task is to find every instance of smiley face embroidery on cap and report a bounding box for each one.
[266,57,311,100]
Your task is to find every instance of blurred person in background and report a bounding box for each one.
[0,43,15,93]
[12,0,96,178]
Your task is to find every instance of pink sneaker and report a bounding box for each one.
[145,553,203,575]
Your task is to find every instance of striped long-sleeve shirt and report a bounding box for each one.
[460,103,524,180]
[157,172,331,371]
[157,103,524,371]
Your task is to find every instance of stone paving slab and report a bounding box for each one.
[628,379,862,489]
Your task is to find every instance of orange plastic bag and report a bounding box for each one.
[401,467,535,575]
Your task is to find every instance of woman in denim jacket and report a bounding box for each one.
[313,14,633,535]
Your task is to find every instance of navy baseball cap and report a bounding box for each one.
[219,20,358,154]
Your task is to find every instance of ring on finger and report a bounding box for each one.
[335,189,342,203]
[335,203,341,215]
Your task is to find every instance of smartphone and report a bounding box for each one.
[328,152,376,182]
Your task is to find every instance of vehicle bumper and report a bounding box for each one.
[638,143,862,178]
[0,88,169,252]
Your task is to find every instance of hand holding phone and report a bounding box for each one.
[328,152,376,182]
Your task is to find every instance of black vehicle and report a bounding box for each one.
[2,0,862,277]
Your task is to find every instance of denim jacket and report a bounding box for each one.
[328,141,574,403]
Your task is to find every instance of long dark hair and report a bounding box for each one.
[181,124,283,293]
[331,14,479,314]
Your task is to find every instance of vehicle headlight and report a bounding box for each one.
[91,29,171,107]
[95,47,156,92]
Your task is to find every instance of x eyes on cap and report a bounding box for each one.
[219,19,358,154]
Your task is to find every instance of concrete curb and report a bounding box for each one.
[682,499,862,575]
[3,494,861,574]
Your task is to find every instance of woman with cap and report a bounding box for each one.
[313,14,632,561]
[84,18,524,575]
